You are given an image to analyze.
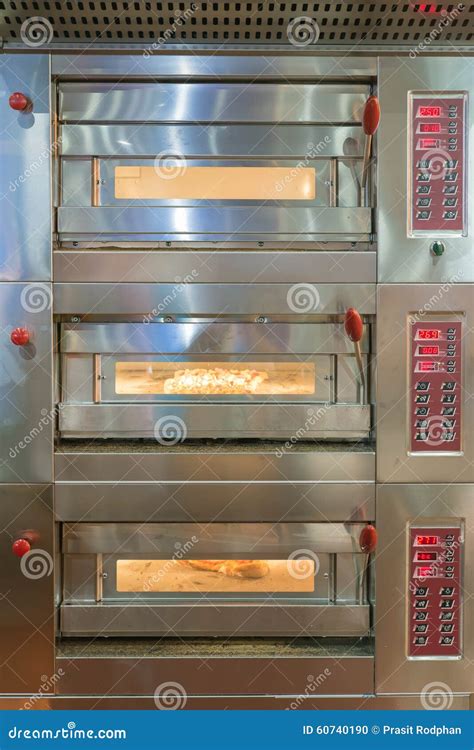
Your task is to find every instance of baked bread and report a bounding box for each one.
[178,559,270,579]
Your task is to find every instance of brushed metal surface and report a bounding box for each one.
[57,206,372,243]
[53,250,377,284]
[377,284,473,483]
[53,283,377,316]
[0,283,53,483]
[378,57,474,283]
[54,482,375,523]
[59,82,369,124]
[0,55,51,281]
[0,485,54,693]
[376,484,474,695]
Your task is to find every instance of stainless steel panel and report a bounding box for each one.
[59,82,369,124]
[60,322,370,355]
[377,284,473,483]
[58,206,371,242]
[62,522,366,556]
[53,283,377,316]
[60,603,370,638]
[378,57,474,283]
[54,482,375,523]
[0,283,53,483]
[61,159,92,207]
[376,484,474,695]
[53,251,377,284]
[58,403,371,440]
[0,55,51,281]
[54,448,375,484]
[0,485,54,693]
[62,124,363,158]
[52,56,377,80]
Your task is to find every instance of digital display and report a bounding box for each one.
[418,345,440,355]
[418,138,439,149]
[416,551,438,561]
[419,123,441,133]
[415,566,437,578]
[418,329,440,340]
[416,535,439,546]
[418,106,442,118]
[417,361,439,372]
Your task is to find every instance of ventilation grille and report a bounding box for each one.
[1,2,473,47]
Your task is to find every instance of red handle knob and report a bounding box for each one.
[359,524,377,554]
[9,92,30,112]
[344,308,364,343]
[12,538,31,558]
[10,327,30,346]
[363,95,381,136]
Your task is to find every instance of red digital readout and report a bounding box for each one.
[418,345,439,355]
[418,106,442,117]
[418,361,439,372]
[415,566,437,578]
[419,123,441,133]
[418,138,439,149]
[416,551,438,561]
[416,535,439,545]
[418,329,440,340]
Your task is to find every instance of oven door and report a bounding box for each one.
[58,321,371,439]
[60,522,372,637]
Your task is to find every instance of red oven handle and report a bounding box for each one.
[12,538,32,558]
[359,525,377,554]
[363,95,381,136]
[10,327,31,346]
[9,92,30,112]
[344,308,363,343]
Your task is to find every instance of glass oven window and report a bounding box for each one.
[114,165,316,201]
[115,361,316,396]
[116,559,316,593]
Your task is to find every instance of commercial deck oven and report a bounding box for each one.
[0,3,472,710]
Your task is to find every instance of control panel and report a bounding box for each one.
[410,319,462,453]
[408,525,463,659]
[408,92,467,237]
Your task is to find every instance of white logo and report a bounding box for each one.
[420,148,452,182]
[287,283,320,313]
[424,415,449,447]
[287,17,320,47]
[287,550,320,580]
[20,549,53,580]
[20,283,51,314]
[20,17,54,47]
[421,681,453,710]
[154,151,187,180]
[154,681,187,710]
[154,415,187,445]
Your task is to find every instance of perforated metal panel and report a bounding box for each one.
[1,2,473,48]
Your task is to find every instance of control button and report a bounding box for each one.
[442,420,455,429]
[440,599,455,609]
[442,382,456,391]
[445,534,455,541]
[415,587,429,596]
[448,145,457,151]
[417,210,431,220]
[415,432,428,441]
[447,138,457,145]
[441,406,456,415]
[417,185,431,194]
[445,572,455,579]
[445,160,457,168]
[441,395,456,404]
[417,160,431,168]
[444,211,458,220]
[447,367,455,373]
[440,587,455,596]
[443,185,458,194]
[417,173,431,182]
[446,360,455,367]
[445,566,455,573]
[415,407,429,416]
[416,394,430,404]
[439,636,454,646]
[444,540,455,548]
[417,198,431,207]
[444,432,456,441]
[430,240,445,257]
[448,127,457,134]
[414,611,428,621]
[416,381,430,391]
[414,636,428,646]
[440,624,454,634]
[440,611,454,621]
[447,328,455,334]
[415,599,429,609]
[444,173,458,181]
[444,198,457,207]
[416,420,428,429]
[414,624,428,633]
[448,121,457,128]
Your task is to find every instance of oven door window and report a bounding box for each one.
[113,359,318,398]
